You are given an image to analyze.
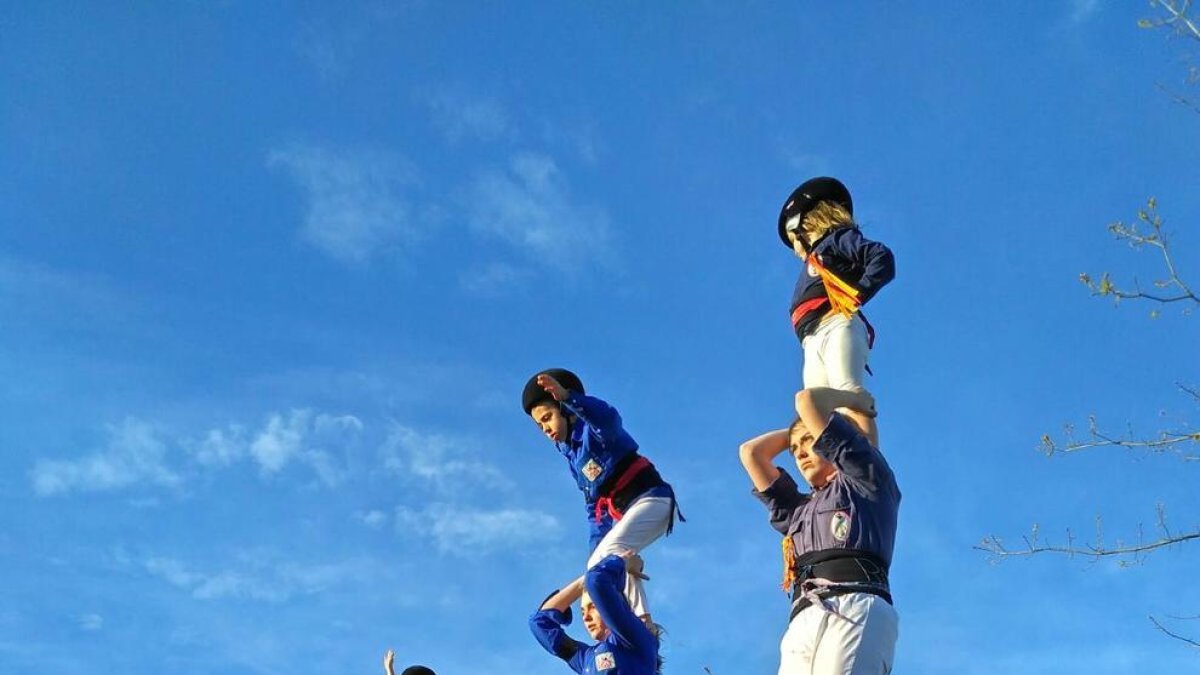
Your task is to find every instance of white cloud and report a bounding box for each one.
[467,153,613,274]
[78,614,104,631]
[395,503,561,554]
[143,554,375,603]
[355,509,388,529]
[268,144,420,264]
[31,418,181,496]
[249,410,362,486]
[381,423,511,492]
[191,425,249,468]
[426,88,513,144]
[31,410,363,496]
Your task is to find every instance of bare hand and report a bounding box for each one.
[618,549,650,580]
[383,649,394,675]
[855,391,878,418]
[536,374,570,402]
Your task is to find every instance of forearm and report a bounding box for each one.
[739,429,789,491]
[540,576,586,612]
[795,388,873,439]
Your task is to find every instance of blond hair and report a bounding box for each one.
[801,200,856,243]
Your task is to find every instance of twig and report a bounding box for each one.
[1150,615,1200,649]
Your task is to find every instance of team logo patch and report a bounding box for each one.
[594,652,616,670]
[582,459,603,482]
[830,511,851,541]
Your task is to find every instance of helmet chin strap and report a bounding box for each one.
[560,404,576,439]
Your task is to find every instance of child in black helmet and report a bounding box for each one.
[522,368,680,623]
[777,177,894,443]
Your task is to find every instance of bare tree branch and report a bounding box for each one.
[1150,615,1200,649]
[1142,0,1200,41]
[977,530,1200,561]
[1041,414,1200,461]
[978,505,1200,562]
[1079,199,1199,311]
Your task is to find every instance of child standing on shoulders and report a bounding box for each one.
[778,177,895,445]
[522,368,681,623]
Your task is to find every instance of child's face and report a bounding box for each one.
[580,591,610,640]
[790,424,836,488]
[530,403,569,443]
[784,214,809,257]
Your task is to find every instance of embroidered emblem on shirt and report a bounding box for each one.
[830,510,851,541]
[582,459,603,482]
[595,652,616,670]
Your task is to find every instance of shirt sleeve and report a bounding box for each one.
[560,392,624,442]
[751,468,809,536]
[529,608,588,673]
[831,228,895,304]
[584,555,658,655]
[811,414,896,495]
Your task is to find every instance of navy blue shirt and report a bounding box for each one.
[753,414,900,566]
[529,556,659,675]
[790,227,895,339]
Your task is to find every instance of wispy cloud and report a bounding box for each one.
[0,255,133,327]
[374,424,558,554]
[1069,0,1101,24]
[31,418,181,496]
[142,553,376,603]
[354,509,388,529]
[467,152,613,274]
[77,614,104,631]
[458,261,531,295]
[394,503,561,554]
[268,144,421,264]
[425,88,514,144]
[380,423,511,492]
[32,410,363,496]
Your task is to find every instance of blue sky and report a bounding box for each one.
[2,2,1199,674]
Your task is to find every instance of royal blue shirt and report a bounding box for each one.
[529,556,660,675]
[555,392,672,551]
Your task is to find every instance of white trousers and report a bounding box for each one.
[801,314,870,393]
[778,593,899,675]
[586,496,673,618]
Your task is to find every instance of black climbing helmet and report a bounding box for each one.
[777,176,854,248]
[521,368,585,414]
[401,667,437,675]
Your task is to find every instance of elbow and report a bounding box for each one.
[739,440,763,468]
[794,389,813,415]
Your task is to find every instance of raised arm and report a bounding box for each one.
[540,575,585,613]
[738,428,790,491]
[795,388,876,444]
[536,374,623,439]
[530,576,588,672]
[585,554,656,653]
[742,428,808,534]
